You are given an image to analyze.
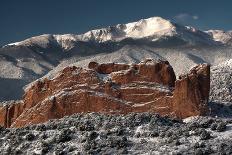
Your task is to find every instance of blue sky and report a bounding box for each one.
[0,0,231,46]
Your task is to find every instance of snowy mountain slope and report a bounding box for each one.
[0,16,232,101]
[0,45,65,101]
[43,47,201,80]
[5,34,78,51]
[43,45,232,80]
[206,30,232,45]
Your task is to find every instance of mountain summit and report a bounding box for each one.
[78,17,176,42]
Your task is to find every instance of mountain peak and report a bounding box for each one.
[124,16,176,38]
[79,16,176,42]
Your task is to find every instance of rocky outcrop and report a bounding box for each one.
[0,101,24,128]
[89,60,176,87]
[0,59,210,128]
[172,64,210,118]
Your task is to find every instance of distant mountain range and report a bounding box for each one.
[3,17,232,48]
[0,16,232,102]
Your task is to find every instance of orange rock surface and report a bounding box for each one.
[0,59,210,128]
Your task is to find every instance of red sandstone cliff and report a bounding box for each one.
[0,59,210,128]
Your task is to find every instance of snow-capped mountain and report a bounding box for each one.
[80,17,177,42]
[4,17,222,50]
[77,16,216,45]
[0,16,232,101]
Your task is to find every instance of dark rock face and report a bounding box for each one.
[0,113,231,154]
[0,59,210,128]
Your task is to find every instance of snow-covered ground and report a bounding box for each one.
[210,59,232,103]
[0,113,231,154]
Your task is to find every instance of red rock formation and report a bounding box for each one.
[172,64,210,118]
[0,106,7,127]
[111,59,176,87]
[0,59,210,128]
[0,101,24,128]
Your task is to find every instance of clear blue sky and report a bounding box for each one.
[0,0,231,46]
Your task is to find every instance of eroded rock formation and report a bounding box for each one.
[0,59,210,128]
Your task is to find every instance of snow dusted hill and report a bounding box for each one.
[206,30,232,45]
[210,59,232,103]
[0,16,232,101]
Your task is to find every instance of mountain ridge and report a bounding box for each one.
[3,16,231,49]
